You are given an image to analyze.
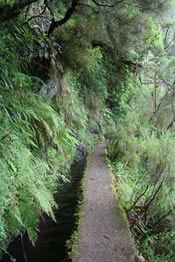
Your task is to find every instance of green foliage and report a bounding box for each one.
[79,55,108,98]
[0,0,16,5]
[2,0,175,259]
[142,231,175,262]
[105,61,138,118]
[54,12,101,71]
[131,16,164,60]
[54,71,98,147]
[0,13,105,252]
[0,86,78,249]
[144,18,163,50]
[108,78,175,260]
[0,21,79,251]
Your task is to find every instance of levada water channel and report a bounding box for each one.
[2,156,86,262]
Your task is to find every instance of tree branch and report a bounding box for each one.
[44,0,54,17]
[91,0,125,7]
[154,209,172,228]
[0,0,39,23]
[48,0,79,35]
[164,26,170,46]
[127,185,149,214]
[27,5,47,22]
[77,2,99,13]
[167,116,175,130]
[143,178,164,224]
[149,87,171,122]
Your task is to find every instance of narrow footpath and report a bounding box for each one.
[72,144,135,262]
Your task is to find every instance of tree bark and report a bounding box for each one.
[47,0,79,35]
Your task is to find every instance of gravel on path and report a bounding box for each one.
[72,144,135,262]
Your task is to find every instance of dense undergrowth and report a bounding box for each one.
[1,1,175,261]
[0,19,103,253]
[105,4,175,259]
[108,74,175,261]
[0,25,76,251]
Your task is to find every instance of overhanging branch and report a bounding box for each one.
[91,0,125,7]
[0,0,39,23]
[48,0,79,35]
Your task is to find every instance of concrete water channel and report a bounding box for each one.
[2,157,86,262]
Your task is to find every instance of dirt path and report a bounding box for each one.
[72,144,135,262]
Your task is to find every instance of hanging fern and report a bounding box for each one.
[0,23,79,251]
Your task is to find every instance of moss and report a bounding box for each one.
[68,152,93,261]
[106,157,139,262]
[105,153,133,233]
[117,202,128,222]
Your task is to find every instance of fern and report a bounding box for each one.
[0,27,78,249]
[0,17,97,252]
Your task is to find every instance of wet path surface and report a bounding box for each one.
[2,158,86,262]
[72,145,135,262]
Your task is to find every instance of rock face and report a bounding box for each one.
[40,57,64,100]
[75,144,88,162]
[72,144,135,262]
